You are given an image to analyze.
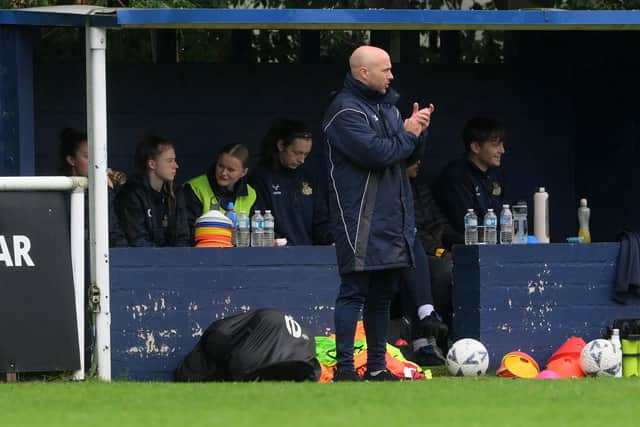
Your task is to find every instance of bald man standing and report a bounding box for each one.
[323,46,434,381]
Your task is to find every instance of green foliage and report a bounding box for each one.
[1,0,228,8]
[227,0,366,7]
[460,29,504,64]
[320,30,368,63]
[178,29,228,62]
[127,0,229,7]
[1,0,56,8]
[22,0,640,64]
[252,29,299,63]
[556,0,640,9]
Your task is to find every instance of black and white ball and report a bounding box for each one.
[580,339,621,377]
[446,338,489,377]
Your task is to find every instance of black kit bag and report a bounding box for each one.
[175,309,320,382]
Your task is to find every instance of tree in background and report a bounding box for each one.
[555,0,640,8]
[4,0,636,64]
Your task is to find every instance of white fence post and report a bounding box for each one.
[86,24,111,381]
[70,185,86,381]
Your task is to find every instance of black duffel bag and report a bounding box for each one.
[175,308,320,382]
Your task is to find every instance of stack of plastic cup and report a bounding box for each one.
[194,209,234,247]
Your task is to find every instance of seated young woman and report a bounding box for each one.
[59,127,127,247]
[181,143,261,245]
[115,135,179,247]
[248,118,332,246]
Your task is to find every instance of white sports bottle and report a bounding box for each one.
[611,328,623,378]
[534,187,550,243]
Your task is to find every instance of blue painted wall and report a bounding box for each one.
[110,246,339,380]
[111,243,639,379]
[1,29,639,239]
[452,243,640,370]
[0,27,34,176]
[33,62,577,240]
[574,71,640,241]
[0,27,18,175]
[514,31,640,242]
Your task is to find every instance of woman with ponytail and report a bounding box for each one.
[248,118,332,246]
[182,143,261,245]
[116,135,180,247]
[59,127,128,247]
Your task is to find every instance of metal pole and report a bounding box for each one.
[86,24,111,381]
[70,186,86,381]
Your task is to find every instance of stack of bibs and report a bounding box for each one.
[195,209,234,247]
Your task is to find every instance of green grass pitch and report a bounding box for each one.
[1,378,638,427]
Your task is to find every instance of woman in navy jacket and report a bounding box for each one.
[115,135,180,247]
[59,127,127,247]
[249,118,333,246]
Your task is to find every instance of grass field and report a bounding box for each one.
[1,378,638,427]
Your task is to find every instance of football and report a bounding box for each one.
[446,338,490,376]
[580,339,621,377]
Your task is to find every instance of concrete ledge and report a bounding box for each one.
[110,243,636,379]
[452,243,640,370]
[110,247,339,380]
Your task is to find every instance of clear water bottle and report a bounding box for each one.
[512,201,528,244]
[236,211,250,247]
[464,209,478,245]
[484,209,497,245]
[263,210,275,247]
[499,204,513,245]
[611,328,623,378]
[225,202,237,246]
[251,210,264,247]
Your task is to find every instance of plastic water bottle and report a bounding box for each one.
[512,201,528,244]
[236,211,250,247]
[464,209,478,245]
[251,210,264,247]
[578,198,591,243]
[611,328,623,378]
[225,202,237,246]
[483,209,497,245]
[499,204,513,245]
[263,210,275,247]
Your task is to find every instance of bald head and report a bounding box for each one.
[349,46,389,73]
[349,45,393,94]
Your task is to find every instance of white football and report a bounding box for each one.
[580,339,621,377]
[446,338,489,377]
